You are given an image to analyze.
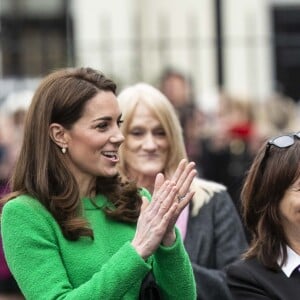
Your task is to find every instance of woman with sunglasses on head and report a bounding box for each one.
[0,67,197,299]
[226,132,300,300]
[117,83,248,300]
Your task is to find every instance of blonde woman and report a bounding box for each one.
[117,83,248,300]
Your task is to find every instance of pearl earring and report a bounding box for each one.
[61,147,67,154]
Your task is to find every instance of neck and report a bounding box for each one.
[128,170,156,193]
[77,176,96,198]
[137,176,156,194]
[285,226,300,255]
[288,240,300,256]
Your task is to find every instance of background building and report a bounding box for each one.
[1,0,300,111]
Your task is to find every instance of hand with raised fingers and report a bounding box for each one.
[131,173,180,260]
[160,159,197,246]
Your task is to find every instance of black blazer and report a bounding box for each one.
[226,257,300,300]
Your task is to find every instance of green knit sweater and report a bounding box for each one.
[1,190,196,299]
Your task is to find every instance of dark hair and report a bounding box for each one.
[242,137,300,269]
[1,67,142,240]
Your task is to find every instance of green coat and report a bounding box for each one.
[1,191,196,299]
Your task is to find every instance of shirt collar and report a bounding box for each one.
[278,245,300,277]
[82,194,110,210]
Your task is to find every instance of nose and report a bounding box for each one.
[143,134,157,150]
[110,127,125,145]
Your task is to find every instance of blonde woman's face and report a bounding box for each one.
[123,103,169,179]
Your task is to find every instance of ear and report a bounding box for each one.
[49,123,69,148]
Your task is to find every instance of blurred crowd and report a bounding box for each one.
[0,68,300,298]
[159,68,300,228]
[0,91,32,299]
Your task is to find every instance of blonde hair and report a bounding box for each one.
[117,83,225,215]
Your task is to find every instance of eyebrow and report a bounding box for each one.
[92,114,122,122]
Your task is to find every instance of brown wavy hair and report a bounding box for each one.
[1,67,142,240]
[242,135,300,269]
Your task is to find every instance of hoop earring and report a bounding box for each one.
[61,147,67,154]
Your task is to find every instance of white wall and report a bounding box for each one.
[136,0,216,111]
[71,0,137,81]
[223,0,273,102]
[71,0,217,109]
[71,0,300,111]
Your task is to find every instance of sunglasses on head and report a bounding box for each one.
[267,132,300,149]
[260,132,300,172]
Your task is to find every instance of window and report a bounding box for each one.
[0,0,73,77]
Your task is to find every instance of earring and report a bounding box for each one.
[61,147,67,154]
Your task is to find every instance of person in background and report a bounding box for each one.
[117,83,248,300]
[1,67,197,299]
[198,94,258,241]
[0,91,32,299]
[159,67,205,168]
[226,132,300,299]
[0,207,23,300]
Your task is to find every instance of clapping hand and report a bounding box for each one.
[131,159,196,259]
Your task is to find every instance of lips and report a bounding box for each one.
[102,151,119,161]
[138,154,160,159]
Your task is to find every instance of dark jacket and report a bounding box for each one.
[226,257,300,300]
[184,180,248,300]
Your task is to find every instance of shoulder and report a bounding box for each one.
[227,257,256,273]
[226,257,271,282]
[2,194,54,227]
[226,258,257,290]
[1,194,60,244]
[191,177,232,216]
[2,194,44,212]
[195,177,227,193]
[225,257,297,299]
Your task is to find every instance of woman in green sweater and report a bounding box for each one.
[0,67,197,299]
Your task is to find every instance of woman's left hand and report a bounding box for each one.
[153,159,197,246]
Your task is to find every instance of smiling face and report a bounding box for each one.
[64,91,124,184]
[279,176,300,244]
[122,103,169,186]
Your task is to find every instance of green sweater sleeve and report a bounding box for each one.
[153,228,197,299]
[1,198,151,300]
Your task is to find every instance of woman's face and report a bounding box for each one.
[123,103,169,178]
[279,176,300,241]
[65,91,124,181]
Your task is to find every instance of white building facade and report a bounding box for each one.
[1,0,300,111]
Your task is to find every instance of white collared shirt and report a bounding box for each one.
[278,245,300,277]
